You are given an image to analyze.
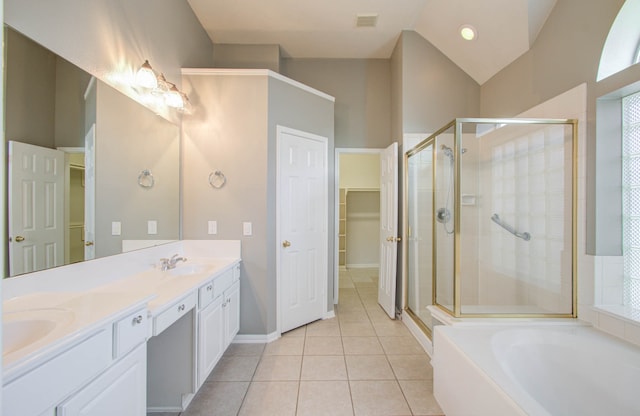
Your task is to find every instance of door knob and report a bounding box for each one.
[14,235,25,242]
[85,241,94,246]
[282,240,291,248]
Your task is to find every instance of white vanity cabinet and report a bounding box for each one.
[3,307,148,416]
[196,263,240,387]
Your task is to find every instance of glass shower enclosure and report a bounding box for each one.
[405,118,577,335]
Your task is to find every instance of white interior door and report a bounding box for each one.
[8,141,65,276]
[379,142,399,318]
[84,124,96,260]
[278,126,328,333]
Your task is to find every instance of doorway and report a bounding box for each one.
[334,148,383,304]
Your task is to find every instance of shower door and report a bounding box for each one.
[405,140,435,332]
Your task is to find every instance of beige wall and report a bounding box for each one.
[182,71,334,335]
[339,154,380,189]
[95,81,180,258]
[282,58,391,149]
[5,28,56,148]
[213,44,281,72]
[5,0,213,119]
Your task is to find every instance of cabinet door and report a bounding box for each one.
[224,280,240,349]
[57,344,146,416]
[198,296,225,387]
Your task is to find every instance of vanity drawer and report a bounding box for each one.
[199,280,215,309]
[113,307,148,358]
[154,292,197,336]
[214,269,234,298]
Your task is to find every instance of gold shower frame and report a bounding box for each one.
[403,118,578,323]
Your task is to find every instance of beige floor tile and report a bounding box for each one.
[338,309,370,323]
[339,288,358,296]
[339,279,355,288]
[208,355,260,382]
[353,281,377,288]
[379,336,427,355]
[351,275,374,283]
[301,355,348,380]
[238,381,299,416]
[337,303,367,314]
[350,380,412,416]
[340,321,376,336]
[182,381,249,416]
[367,307,393,322]
[297,381,354,416]
[398,380,443,415]
[355,287,378,297]
[387,355,433,380]
[262,336,304,355]
[342,336,384,355]
[303,336,344,355]
[253,355,302,381]
[372,320,412,337]
[224,343,266,356]
[345,355,395,380]
[283,325,307,337]
[306,319,341,337]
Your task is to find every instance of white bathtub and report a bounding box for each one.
[433,324,640,416]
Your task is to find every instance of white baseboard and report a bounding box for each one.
[402,312,433,357]
[233,331,280,343]
[324,309,336,319]
[345,263,379,269]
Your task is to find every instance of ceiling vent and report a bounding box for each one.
[356,13,378,28]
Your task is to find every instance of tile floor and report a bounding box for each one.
[178,268,443,416]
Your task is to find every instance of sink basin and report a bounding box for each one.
[168,264,208,276]
[3,309,74,356]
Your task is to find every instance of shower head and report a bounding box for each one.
[440,145,467,162]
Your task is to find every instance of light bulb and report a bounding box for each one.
[135,60,158,89]
[165,83,185,109]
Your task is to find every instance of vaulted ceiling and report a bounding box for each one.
[187,0,557,85]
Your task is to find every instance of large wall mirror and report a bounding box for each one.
[5,26,180,277]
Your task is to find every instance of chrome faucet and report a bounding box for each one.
[160,254,188,271]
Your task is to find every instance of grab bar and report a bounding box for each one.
[491,214,531,241]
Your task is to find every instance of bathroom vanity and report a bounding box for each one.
[2,240,241,415]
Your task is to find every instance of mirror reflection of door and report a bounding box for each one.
[83,123,96,261]
[8,141,65,276]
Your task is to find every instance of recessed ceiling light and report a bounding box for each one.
[460,24,477,41]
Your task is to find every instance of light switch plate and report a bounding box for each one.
[111,221,121,236]
[148,220,158,235]
[208,220,217,235]
[243,222,252,236]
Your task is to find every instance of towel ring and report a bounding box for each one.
[209,170,226,189]
[138,169,155,188]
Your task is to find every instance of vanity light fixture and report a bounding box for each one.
[135,60,158,89]
[165,83,185,109]
[460,24,477,41]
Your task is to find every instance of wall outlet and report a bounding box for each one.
[243,222,252,236]
[148,220,158,235]
[208,220,217,235]
[111,221,121,236]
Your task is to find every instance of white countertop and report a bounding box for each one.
[2,240,241,383]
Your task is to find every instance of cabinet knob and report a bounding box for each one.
[282,240,291,248]
[207,285,213,291]
[85,241,94,246]
[132,315,143,325]
[178,304,185,312]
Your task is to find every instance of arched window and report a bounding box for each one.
[597,0,640,81]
